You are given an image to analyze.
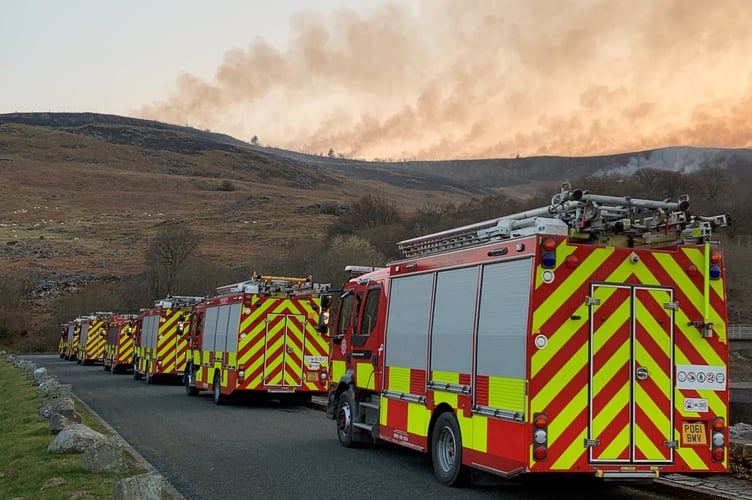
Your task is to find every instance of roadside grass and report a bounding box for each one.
[0,359,135,499]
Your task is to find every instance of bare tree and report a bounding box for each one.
[145,224,202,297]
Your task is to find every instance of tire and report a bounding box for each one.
[111,364,118,375]
[104,362,110,371]
[212,372,227,405]
[431,412,470,487]
[133,361,142,380]
[336,388,357,448]
[145,363,153,385]
[185,366,199,396]
[59,352,64,359]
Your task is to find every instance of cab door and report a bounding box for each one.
[351,285,383,392]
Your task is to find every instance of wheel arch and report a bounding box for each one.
[427,402,456,458]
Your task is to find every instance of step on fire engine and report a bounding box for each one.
[184,274,330,405]
[76,312,114,365]
[326,183,730,485]
[132,296,204,384]
[103,313,139,374]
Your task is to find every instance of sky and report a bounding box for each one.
[2,0,752,160]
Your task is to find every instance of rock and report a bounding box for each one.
[47,424,105,453]
[113,472,166,500]
[38,396,75,419]
[81,436,129,473]
[41,477,65,490]
[49,410,83,434]
[32,367,48,385]
[47,383,72,399]
[36,376,60,397]
[16,359,37,375]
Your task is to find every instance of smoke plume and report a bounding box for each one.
[138,0,752,160]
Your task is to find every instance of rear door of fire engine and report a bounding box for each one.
[264,311,306,387]
[588,284,674,464]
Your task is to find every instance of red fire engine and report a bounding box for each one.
[326,184,730,485]
[132,296,203,383]
[184,274,330,405]
[103,313,139,374]
[76,312,113,365]
[63,318,82,361]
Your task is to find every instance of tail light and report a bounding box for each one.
[711,416,725,462]
[541,238,557,268]
[533,412,548,462]
[709,248,722,280]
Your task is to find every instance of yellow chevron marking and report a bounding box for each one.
[535,243,578,289]
[388,366,411,393]
[592,380,629,441]
[679,247,726,302]
[488,376,525,413]
[674,310,724,366]
[548,385,588,469]
[633,425,664,460]
[534,247,613,330]
[551,427,587,470]
[677,446,710,470]
[531,342,588,413]
[599,421,630,461]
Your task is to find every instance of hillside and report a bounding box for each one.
[1,112,751,340]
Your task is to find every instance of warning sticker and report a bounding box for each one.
[676,364,726,391]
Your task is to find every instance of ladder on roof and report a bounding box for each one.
[398,183,730,258]
[154,295,205,309]
[215,273,330,297]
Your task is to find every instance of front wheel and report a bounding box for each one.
[336,388,357,447]
[212,372,227,405]
[185,367,199,396]
[431,412,470,487]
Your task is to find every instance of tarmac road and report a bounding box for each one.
[30,354,686,500]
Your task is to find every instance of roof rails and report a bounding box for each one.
[398,183,730,258]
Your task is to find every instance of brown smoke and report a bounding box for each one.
[138,0,752,160]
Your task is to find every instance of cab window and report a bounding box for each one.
[356,287,381,336]
[336,292,355,336]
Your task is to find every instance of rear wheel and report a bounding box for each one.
[336,388,357,447]
[212,372,227,405]
[145,363,153,384]
[133,361,142,380]
[431,412,470,487]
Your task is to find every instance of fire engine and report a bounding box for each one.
[103,313,139,374]
[326,183,730,485]
[58,322,71,359]
[184,274,330,405]
[63,318,82,361]
[76,312,114,365]
[132,295,203,384]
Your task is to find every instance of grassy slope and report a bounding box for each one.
[0,359,134,499]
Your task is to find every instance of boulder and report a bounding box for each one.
[49,410,83,434]
[113,472,166,500]
[32,367,49,385]
[16,359,37,375]
[47,424,104,453]
[38,396,75,419]
[36,376,61,398]
[81,436,129,473]
[47,383,72,400]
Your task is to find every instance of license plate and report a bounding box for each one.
[682,421,707,445]
[306,372,319,382]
